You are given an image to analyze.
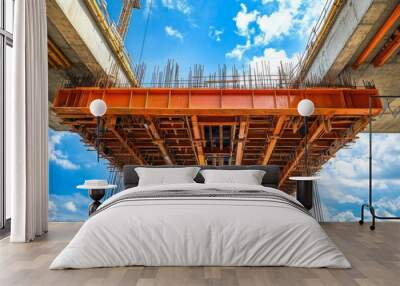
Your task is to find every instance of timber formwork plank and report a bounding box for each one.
[261,116,287,165]
[107,120,146,165]
[235,117,249,165]
[144,116,174,165]
[52,87,382,193]
[191,115,206,165]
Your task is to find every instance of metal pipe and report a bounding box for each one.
[369,94,372,206]
[373,30,400,67]
[304,116,309,176]
[353,4,400,69]
[298,0,345,80]
[84,0,138,86]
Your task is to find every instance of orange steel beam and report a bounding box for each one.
[235,117,249,165]
[144,116,174,165]
[352,4,400,69]
[261,116,287,165]
[373,30,400,67]
[53,88,382,116]
[279,118,326,187]
[191,115,206,165]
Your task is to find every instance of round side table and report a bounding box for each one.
[88,189,106,215]
[289,176,320,210]
[77,180,117,215]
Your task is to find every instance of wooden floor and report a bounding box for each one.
[0,222,399,286]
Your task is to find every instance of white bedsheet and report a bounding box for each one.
[50,183,350,269]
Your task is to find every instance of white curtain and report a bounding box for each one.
[7,0,48,242]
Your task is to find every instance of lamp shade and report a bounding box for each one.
[297,99,315,117]
[89,99,107,117]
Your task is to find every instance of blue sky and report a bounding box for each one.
[49,0,400,221]
[104,0,325,74]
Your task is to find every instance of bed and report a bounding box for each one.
[50,165,350,269]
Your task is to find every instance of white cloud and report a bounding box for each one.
[161,0,191,15]
[49,200,56,210]
[165,26,184,41]
[209,26,224,42]
[376,208,395,217]
[233,3,259,37]
[49,193,91,221]
[143,0,156,15]
[249,48,298,73]
[295,1,326,37]
[226,39,251,60]
[48,200,57,218]
[375,197,400,213]
[227,1,327,61]
[49,132,80,170]
[317,133,400,221]
[64,201,77,212]
[321,188,363,205]
[329,211,359,222]
[254,3,295,46]
[226,4,257,59]
[319,133,400,194]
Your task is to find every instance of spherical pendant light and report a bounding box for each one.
[89,99,107,117]
[297,99,315,117]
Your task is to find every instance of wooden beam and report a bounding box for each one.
[229,124,236,165]
[279,118,326,187]
[48,38,71,69]
[352,4,400,69]
[106,118,146,165]
[291,117,302,134]
[204,147,232,155]
[219,126,223,151]
[321,116,332,133]
[199,121,237,126]
[191,115,206,165]
[261,116,287,165]
[144,116,174,165]
[373,30,400,67]
[235,117,249,165]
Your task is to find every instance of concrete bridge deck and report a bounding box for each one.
[299,0,400,132]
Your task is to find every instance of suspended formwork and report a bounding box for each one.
[52,87,382,192]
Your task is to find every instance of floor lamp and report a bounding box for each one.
[90,99,107,162]
[297,99,315,176]
[290,99,318,210]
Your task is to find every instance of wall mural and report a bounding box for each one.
[48,129,400,222]
[48,1,400,221]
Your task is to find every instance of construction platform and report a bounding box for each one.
[52,87,382,192]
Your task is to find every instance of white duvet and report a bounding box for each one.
[50,183,351,269]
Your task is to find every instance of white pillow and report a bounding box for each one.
[200,169,265,185]
[135,167,201,186]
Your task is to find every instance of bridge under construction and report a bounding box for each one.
[52,84,382,192]
[47,0,399,192]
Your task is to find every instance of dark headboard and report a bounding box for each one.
[122,165,280,190]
